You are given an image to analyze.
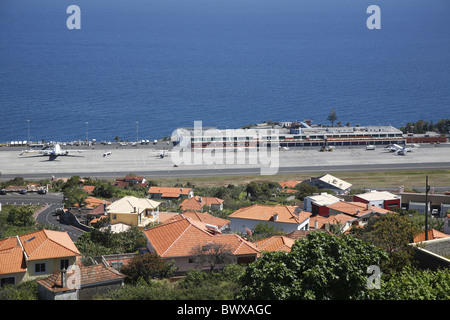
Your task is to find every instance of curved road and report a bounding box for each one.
[35,203,85,242]
[0,192,85,241]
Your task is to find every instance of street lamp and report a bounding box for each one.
[136,121,139,143]
[27,120,30,144]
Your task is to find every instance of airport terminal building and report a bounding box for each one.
[172,123,406,149]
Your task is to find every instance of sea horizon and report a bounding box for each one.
[1,0,449,143]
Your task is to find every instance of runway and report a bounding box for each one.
[1,144,450,180]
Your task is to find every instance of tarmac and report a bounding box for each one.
[0,143,450,181]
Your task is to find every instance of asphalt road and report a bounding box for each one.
[0,192,85,241]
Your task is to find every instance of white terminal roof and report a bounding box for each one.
[318,174,352,191]
[356,191,400,201]
[107,196,160,214]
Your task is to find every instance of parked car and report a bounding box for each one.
[0,189,6,195]
[18,189,27,194]
[37,189,47,194]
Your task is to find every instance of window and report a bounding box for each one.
[60,259,69,270]
[35,263,46,274]
[112,214,117,220]
[1,277,15,287]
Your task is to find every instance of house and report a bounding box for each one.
[278,180,302,194]
[309,214,357,233]
[37,263,126,300]
[304,193,342,216]
[302,174,352,194]
[106,196,161,230]
[179,196,224,212]
[167,212,230,232]
[74,196,111,209]
[114,176,148,188]
[327,201,392,218]
[410,237,450,270]
[254,236,295,253]
[413,229,450,243]
[228,204,312,234]
[0,229,80,287]
[353,190,401,210]
[148,186,193,200]
[82,185,95,194]
[143,216,259,273]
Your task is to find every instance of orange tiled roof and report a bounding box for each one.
[179,196,224,211]
[148,186,192,196]
[18,230,80,261]
[0,237,26,275]
[279,180,302,189]
[413,229,450,243]
[74,196,111,209]
[310,214,354,229]
[144,217,258,258]
[229,204,311,225]
[180,211,230,229]
[255,236,295,253]
[83,186,95,194]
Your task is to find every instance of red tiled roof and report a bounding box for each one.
[144,217,258,259]
[279,180,302,189]
[255,236,295,253]
[148,186,192,196]
[413,229,450,243]
[229,204,311,225]
[179,196,224,211]
[18,230,80,261]
[180,211,230,229]
[0,237,26,275]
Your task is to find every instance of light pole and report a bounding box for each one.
[136,121,139,143]
[85,122,89,142]
[26,120,30,144]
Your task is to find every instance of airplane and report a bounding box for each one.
[384,144,413,155]
[20,143,85,161]
[154,150,172,158]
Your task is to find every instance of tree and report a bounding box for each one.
[327,108,338,127]
[294,183,320,200]
[368,266,450,300]
[190,242,236,272]
[120,252,177,284]
[6,206,35,227]
[350,213,419,273]
[238,232,388,300]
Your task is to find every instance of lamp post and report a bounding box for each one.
[136,121,139,143]
[26,120,30,144]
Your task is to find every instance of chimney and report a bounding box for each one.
[314,220,318,229]
[61,269,67,288]
[273,213,278,221]
[199,197,202,203]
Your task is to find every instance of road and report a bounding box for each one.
[1,144,450,181]
[0,192,85,242]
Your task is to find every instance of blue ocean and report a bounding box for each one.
[1,0,449,143]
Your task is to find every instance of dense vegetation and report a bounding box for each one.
[1,174,450,301]
[399,118,450,135]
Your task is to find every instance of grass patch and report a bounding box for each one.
[141,169,450,191]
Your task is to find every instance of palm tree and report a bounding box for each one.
[327,108,338,127]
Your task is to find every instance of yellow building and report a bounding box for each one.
[106,196,161,230]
